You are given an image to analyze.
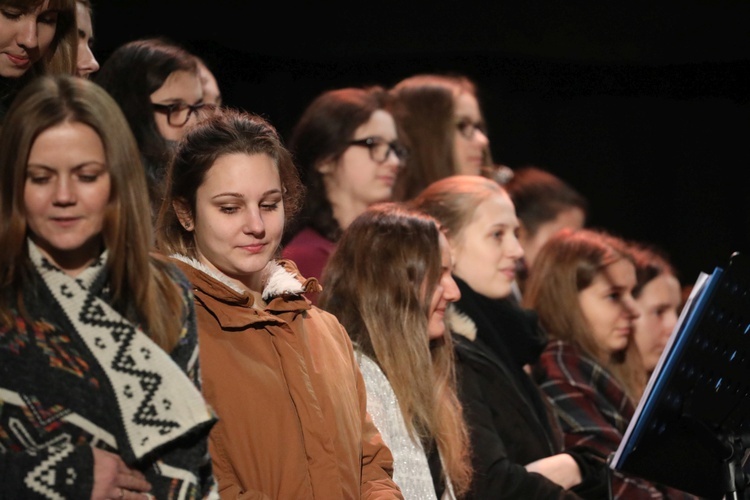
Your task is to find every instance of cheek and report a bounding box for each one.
[38,24,57,53]
[340,159,376,186]
[152,113,182,142]
[23,185,47,216]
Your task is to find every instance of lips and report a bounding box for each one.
[49,217,81,229]
[5,53,31,67]
[240,243,266,254]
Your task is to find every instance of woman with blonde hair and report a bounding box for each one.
[320,202,472,499]
[0,75,215,499]
[413,175,608,499]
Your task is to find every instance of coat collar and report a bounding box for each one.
[446,304,477,341]
[170,254,321,313]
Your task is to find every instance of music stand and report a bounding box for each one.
[611,252,750,500]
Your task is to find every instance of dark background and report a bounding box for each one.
[93,1,750,286]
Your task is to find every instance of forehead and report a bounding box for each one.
[438,232,451,261]
[638,273,681,303]
[200,152,280,192]
[353,109,396,138]
[152,70,202,101]
[453,92,481,118]
[596,258,637,288]
[469,191,516,225]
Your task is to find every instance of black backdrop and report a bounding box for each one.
[94,1,750,285]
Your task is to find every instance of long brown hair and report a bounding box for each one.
[522,228,645,401]
[0,75,185,351]
[389,74,493,201]
[320,202,472,496]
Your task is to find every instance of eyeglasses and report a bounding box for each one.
[348,137,409,164]
[152,102,217,126]
[455,118,487,139]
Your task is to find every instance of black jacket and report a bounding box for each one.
[449,276,607,499]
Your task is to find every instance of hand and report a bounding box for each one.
[91,448,153,500]
[525,452,582,489]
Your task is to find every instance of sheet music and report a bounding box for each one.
[611,270,712,467]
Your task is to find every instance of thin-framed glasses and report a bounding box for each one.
[348,137,409,164]
[152,102,217,126]
[455,118,487,139]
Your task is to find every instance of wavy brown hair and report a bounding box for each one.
[320,202,472,496]
[0,75,186,351]
[522,228,645,401]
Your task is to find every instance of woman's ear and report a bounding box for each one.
[315,158,335,175]
[173,199,194,231]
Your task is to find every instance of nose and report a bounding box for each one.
[77,45,100,78]
[16,18,39,50]
[52,177,76,206]
[623,294,641,320]
[472,128,489,148]
[384,148,402,170]
[442,274,461,303]
[506,233,525,261]
[242,208,265,237]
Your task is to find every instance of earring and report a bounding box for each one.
[184,222,193,230]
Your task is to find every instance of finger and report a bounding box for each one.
[118,472,152,493]
[126,467,147,482]
[121,490,155,500]
[121,489,154,500]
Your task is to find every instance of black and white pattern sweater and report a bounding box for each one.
[0,245,217,499]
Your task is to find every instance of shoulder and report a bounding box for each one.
[357,353,388,386]
[151,253,191,288]
[265,260,321,299]
[537,340,610,393]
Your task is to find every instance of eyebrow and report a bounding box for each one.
[27,161,106,170]
[211,189,282,200]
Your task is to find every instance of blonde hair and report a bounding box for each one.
[320,203,472,496]
[409,174,505,245]
[0,75,186,351]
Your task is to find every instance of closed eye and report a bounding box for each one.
[260,202,280,211]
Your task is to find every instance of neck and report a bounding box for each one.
[32,238,103,278]
[327,192,368,231]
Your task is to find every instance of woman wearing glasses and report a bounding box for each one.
[95,37,211,218]
[389,73,499,202]
[281,85,408,298]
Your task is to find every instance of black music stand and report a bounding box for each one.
[611,252,750,500]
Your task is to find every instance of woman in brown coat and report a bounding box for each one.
[155,107,402,499]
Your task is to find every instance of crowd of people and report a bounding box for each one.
[0,2,710,499]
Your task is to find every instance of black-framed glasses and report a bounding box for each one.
[152,102,217,126]
[348,137,409,164]
[455,118,487,139]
